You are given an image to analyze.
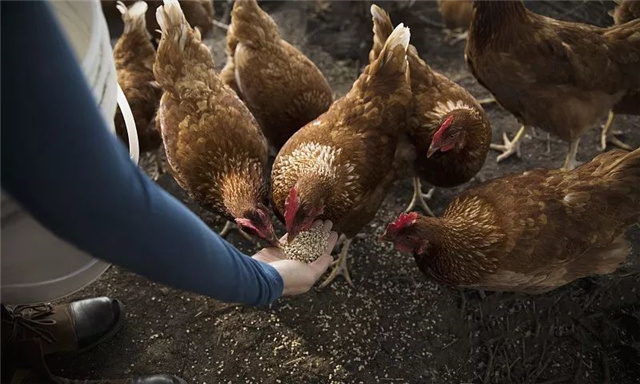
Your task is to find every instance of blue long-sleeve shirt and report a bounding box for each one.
[0,1,283,306]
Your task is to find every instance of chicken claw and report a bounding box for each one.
[561,138,581,171]
[445,30,468,46]
[490,125,527,162]
[219,221,254,242]
[600,111,632,152]
[319,236,354,288]
[477,97,496,106]
[141,149,165,181]
[405,178,435,216]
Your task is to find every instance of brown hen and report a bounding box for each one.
[113,1,163,178]
[271,24,412,287]
[611,0,640,25]
[103,0,214,42]
[220,0,333,150]
[438,0,473,45]
[465,0,640,170]
[370,5,491,216]
[382,148,640,294]
[154,0,277,245]
[601,0,640,151]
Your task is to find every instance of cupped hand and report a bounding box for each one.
[253,220,338,296]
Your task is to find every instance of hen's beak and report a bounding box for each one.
[266,231,280,248]
[378,230,390,242]
[427,143,439,158]
[286,228,300,244]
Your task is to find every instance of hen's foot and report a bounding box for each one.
[152,150,166,181]
[312,0,332,16]
[600,111,632,151]
[319,237,354,288]
[405,178,435,216]
[477,97,496,106]
[560,139,582,171]
[335,233,365,248]
[141,150,165,181]
[212,20,229,30]
[445,30,468,46]
[561,158,582,172]
[219,221,254,242]
[490,126,527,162]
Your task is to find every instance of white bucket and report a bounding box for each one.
[49,0,140,163]
[0,0,139,304]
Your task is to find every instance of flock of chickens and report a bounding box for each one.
[109,0,640,294]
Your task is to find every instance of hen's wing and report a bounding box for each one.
[448,149,640,275]
[155,0,268,217]
[271,25,412,234]
[228,0,332,149]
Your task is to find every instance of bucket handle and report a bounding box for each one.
[116,84,140,165]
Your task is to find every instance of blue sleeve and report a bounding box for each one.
[0,1,283,306]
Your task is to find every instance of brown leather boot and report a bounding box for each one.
[3,297,124,355]
[3,299,185,384]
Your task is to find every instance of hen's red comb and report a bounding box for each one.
[387,211,419,233]
[431,114,455,145]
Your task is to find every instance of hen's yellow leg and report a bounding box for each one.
[152,147,166,180]
[477,97,496,106]
[561,138,581,171]
[446,30,468,46]
[405,178,435,216]
[600,111,632,151]
[490,125,527,162]
[220,221,254,242]
[141,148,165,181]
[319,236,354,288]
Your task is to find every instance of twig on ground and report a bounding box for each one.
[483,342,499,384]
[442,338,459,350]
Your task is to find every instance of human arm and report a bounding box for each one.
[0,1,331,306]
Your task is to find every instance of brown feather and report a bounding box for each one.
[113,1,162,153]
[383,148,640,293]
[370,5,491,188]
[465,0,640,143]
[154,1,270,228]
[271,24,412,238]
[223,0,333,149]
[611,0,640,25]
[610,0,640,117]
[438,0,473,31]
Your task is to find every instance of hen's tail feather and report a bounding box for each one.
[156,0,189,50]
[154,0,217,96]
[117,1,149,35]
[368,23,410,83]
[370,4,394,62]
[230,0,280,46]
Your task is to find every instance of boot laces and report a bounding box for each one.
[5,303,57,344]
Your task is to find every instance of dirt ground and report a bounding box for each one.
[49,1,640,383]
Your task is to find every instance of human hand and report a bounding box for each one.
[253,220,338,296]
